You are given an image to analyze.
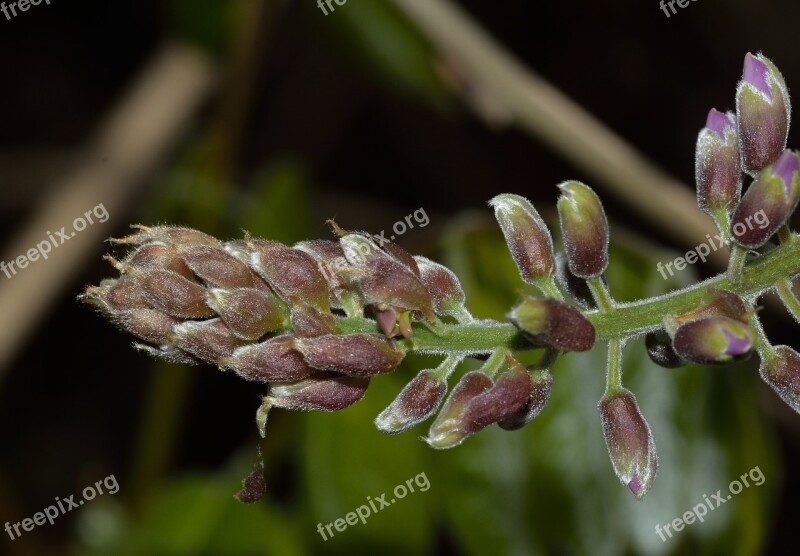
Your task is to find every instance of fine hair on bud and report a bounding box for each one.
[374,369,448,434]
[489,194,555,283]
[557,181,609,279]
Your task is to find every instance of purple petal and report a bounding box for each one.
[723,330,753,356]
[743,53,771,100]
[705,109,734,137]
[628,473,642,496]
[772,151,800,195]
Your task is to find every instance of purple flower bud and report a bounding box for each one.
[414,256,468,318]
[296,334,405,377]
[139,269,214,319]
[290,301,338,337]
[374,369,448,434]
[173,318,247,365]
[268,371,369,411]
[598,388,658,499]
[114,225,222,249]
[461,354,532,431]
[645,330,686,369]
[220,335,313,382]
[673,316,756,365]
[696,109,742,214]
[737,53,791,174]
[80,277,149,314]
[557,181,609,278]
[508,296,596,352]
[124,243,193,278]
[295,240,352,308]
[489,194,555,283]
[498,367,553,430]
[668,289,751,333]
[380,241,422,277]
[248,240,331,313]
[113,308,179,346]
[759,345,800,414]
[425,371,493,449]
[178,245,257,289]
[730,150,800,248]
[206,287,287,340]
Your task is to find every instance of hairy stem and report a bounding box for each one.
[604,338,624,395]
[776,279,800,322]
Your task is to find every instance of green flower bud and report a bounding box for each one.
[489,194,555,283]
[508,295,596,352]
[557,181,609,278]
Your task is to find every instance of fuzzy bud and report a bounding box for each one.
[374,369,447,434]
[414,256,468,317]
[139,269,213,319]
[673,316,756,365]
[557,181,609,278]
[730,150,800,248]
[295,240,352,308]
[173,318,247,365]
[425,371,493,449]
[205,287,287,340]
[508,295,596,352]
[123,243,193,278]
[296,334,405,377]
[268,371,369,411]
[220,335,313,382]
[498,367,553,430]
[599,388,658,499]
[489,194,555,283]
[114,225,221,248]
[759,345,800,414]
[696,109,742,214]
[645,330,686,369]
[290,301,338,337]
[736,53,791,174]
[113,308,179,346]
[178,245,257,289]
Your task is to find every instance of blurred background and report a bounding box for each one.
[0,0,798,554]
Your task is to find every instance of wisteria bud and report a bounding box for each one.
[645,330,686,369]
[381,241,421,277]
[499,367,553,430]
[220,335,313,382]
[665,289,751,335]
[730,150,800,248]
[112,308,179,346]
[290,301,338,337]
[248,240,331,312]
[123,243,193,278]
[598,388,658,499]
[295,240,352,308]
[268,371,370,411]
[173,318,247,365]
[374,369,447,434]
[673,316,756,365]
[113,225,221,249]
[557,181,609,279]
[696,109,742,214]
[139,269,213,319]
[489,194,554,283]
[462,354,532,431]
[425,371,493,449]
[508,295,596,352]
[736,53,791,174]
[178,245,257,289]
[80,277,149,314]
[205,287,287,340]
[759,345,800,414]
[414,256,468,318]
[296,334,405,377]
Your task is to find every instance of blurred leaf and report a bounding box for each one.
[166,0,234,56]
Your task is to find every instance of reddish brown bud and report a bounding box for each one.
[425,371,493,449]
[489,194,554,283]
[174,318,246,365]
[380,241,421,277]
[124,243,193,278]
[234,456,266,504]
[296,334,405,377]
[80,277,149,314]
[295,240,351,306]
[414,256,468,318]
[498,366,553,431]
[509,296,596,352]
[760,345,800,414]
[374,369,448,434]
[113,308,179,345]
[221,335,313,382]
[673,316,756,365]
[178,245,257,289]
[140,269,213,319]
[462,355,532,432]
[206,288,287,340]
[557,181,609,279]
[268,371,369,411]
[290,301,338,337]
[114,225,221,248]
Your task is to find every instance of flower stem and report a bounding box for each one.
[728,245,748,284]
[776,279,800,322]
[588,277,615,311]
[604,338,624,395]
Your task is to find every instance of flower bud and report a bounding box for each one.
[173,318,247,365]
[295,240,352,307]
[113,308,179,346]
[248,240,331,312]
[290,301,338,337]
[462,354,532,431]
[380,241,421,277]
[178,245,257,289]
[489,194,554,283]
[113,225,221,248]
[598,388,658,499]
[220,335,313,382]
[414,256,468,317]
[296,334,405,377]
[133,343,201,365]
[80,277,149,314]
[736,53,791,174]
[645,330,686,369]
[666,289,751,334]
[206,288,287,340]
[696,109,742,214]
[508,295,596,352]
[498,367,553,430]
[730,150,800,248]
[759,345,800,414]
[374,369,447,434]
[557,181,609,278]
[140,269,213,319]
[268,371,369,411]
[673,316,756,365]
[123,243,193,278]
[425,371,493,449]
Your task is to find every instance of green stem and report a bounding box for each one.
[588,277,615,311]
[728,245,748,284]
[336,233,800,353]
[537,275,566,302]
[751,316,777,366]
[430,353,464,381]
[605,338,624,395]
[479,347,510,378]
[776,279,800,322]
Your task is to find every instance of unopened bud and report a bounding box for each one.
[296,334,405,377]
[731,150,800,248]
[696,109,742,214]
[557,181,609,278]
[113,308,179,346]
[509,295,596,352]
[598,388,658,499]
[645,330,686,369]
[140,269,213,319]
[206,288,287,340]
[295,240,351,307]
[414,256,468,317]
[736,53,791,174]
[174,318,246,365]
[220,335,313,382]
[462,354,532,431]
[425,371,492,449]
[268,371,369,411]
[290,301,338,337]
[374,369,447,434]
[380,241,421,277]
[673,316,756,365]
[80,277,149,314]
[498,366,553,430]
[113,225,221,248]
[759,345,800,414]
[178,245,257,289]
[489,194,554,283]
[124,243,193,278]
